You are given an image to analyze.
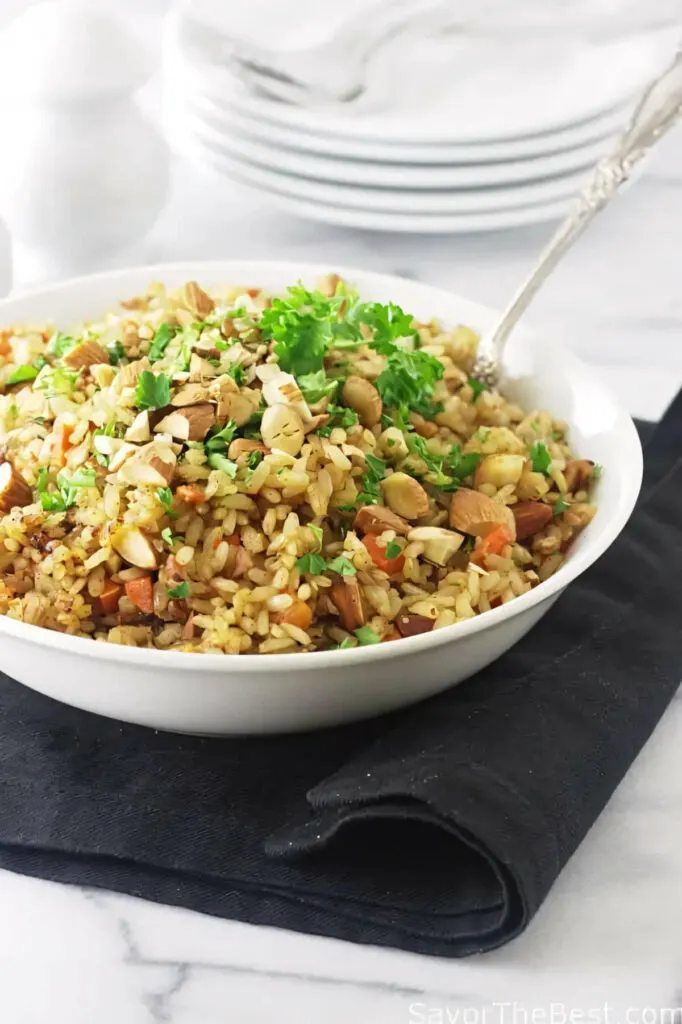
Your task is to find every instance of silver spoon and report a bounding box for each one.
[472,43,682,388]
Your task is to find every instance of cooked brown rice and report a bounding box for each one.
[0,275,598,654]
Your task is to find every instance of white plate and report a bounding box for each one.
[181,96,612,190]
[178,78,634,164]
[168,120,589,215]
[167,12,659,145]
[181,141,573,234]
[0,262,641,733]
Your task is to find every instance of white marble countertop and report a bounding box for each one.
[3,43,682,1019]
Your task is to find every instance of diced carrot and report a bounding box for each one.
[246,287,261,298]
[226,533,241,546]
[93,578,123,615]
[279,600,313,631]
[124,576,154,614]
[481,524,514,557]
[175,484,206,505]
[54,423,75,468]
[363,534,405,575]
[382,628,401,643]
[0,331,11,357]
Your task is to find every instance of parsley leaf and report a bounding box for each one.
[375,349,444,416]
[353,301,417,354]
[298,370,339,405]
[337,637,356,649]
[296,552,328,575]
[468,376,486,400]
[354,626,381,645]
[593,463,603,481]
[168,581,190,599]
[259,285,340,376]
[444,446,483,481]
[39,466,96,511]
[244,450,263,484]
[227,364,246,386]
[6,364,39,385]
[208,453,238,477]
[108,340,126,365]
[357,453,386,505]
[34,366,81,397]
[317,404,359,438]
[134,370,171,410]
[384,540,401,559]
[204,420,238,453]
[156,486,178,519]
[48,331,77,358]
[148,322,177,363]
[553,496,571,516]
[529,441,552,475]
[326,555,357,576]
[161,527,180,545]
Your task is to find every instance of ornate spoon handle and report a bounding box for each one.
[473,44,682,385]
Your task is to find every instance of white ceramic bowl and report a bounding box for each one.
[0,261,642,734]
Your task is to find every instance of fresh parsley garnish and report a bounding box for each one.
[108,339,125,365]
[38,466,96,511]
[553,496,571,516]
[6,363,39,385]
[208,453,238,477]
[167,581,190,599]
[405,434,482,491]
[384,540,401,559]
[48,331,77,358]
[204,420,238,453]
[529,441,552,475]
[350,301,417,354]
[156,486,178,519]
[296,552,328,575]
[227,364,246,386]
[593,464,603,481]
[468,377,486,400]
[375,348,444,417]
[148,323,177,363]
[354,626,381,645]
[325,555,357,576]
[358,453,387,505]
[161,527,180,545]
[337,637,356,649]
[317,404,359,437]
[134,370,171,410]
[298,369,339,405]
[444,446,484,482]
[259,284,344,376]
[244,450,263,484]
[34,366,81,397]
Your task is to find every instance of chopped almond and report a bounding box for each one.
[353,504,410,536]
[116,357,151,389]
[171,383,211,407]
[395,614,434,637]
[564,459,595,493]
[0,462,32,512]
[154,404,215,442]
[330,576,366,630]
[211,378,259,426]
[512,501,553,540]
[409,412,439,439]
[449,488,516,540]
[181,614,195,641]
[181,281,214,319]
[111,526,159,569]
[189,353,217,382]
[303,413,330,435]
[227,438,269,460]
[63,340,110,369]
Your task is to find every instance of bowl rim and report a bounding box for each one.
[0,259,643,674]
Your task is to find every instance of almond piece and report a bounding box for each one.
[381,472,430,520]
[154,404,215,442]
[111,525,159,569]
[395,614,434,638]
[227,438,270,460]
[212,379,259,426]
[512,501,553,541]
[116,357,151,389]
[0,462,32,512]
[124,410,151,443]
[181,281,214,319]
[303,413,330,435]
[353,504,410,536]
[342,376,382,427]
[189,353,217,382]
[330,576,366,630]
[409,412,439,439]
[564,459,595,493]
[63,339,110,369]
[260,405,305,456]
[316,273,341,297]
[406,526,464,565]
[449,488,517,539]
[171,383,211,407]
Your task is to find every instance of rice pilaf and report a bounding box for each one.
[0,275,598,653]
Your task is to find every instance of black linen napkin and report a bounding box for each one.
[0,399,679,958]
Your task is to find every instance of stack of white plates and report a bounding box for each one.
[163,8,663,234]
